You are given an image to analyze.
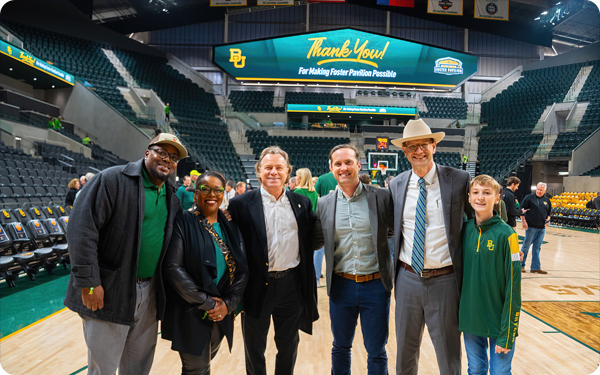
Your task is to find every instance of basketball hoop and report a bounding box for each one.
[378,164,388,176]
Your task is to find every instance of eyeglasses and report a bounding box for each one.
[197,185,225,196]
[405,142,433,153]
[149,147,180,164]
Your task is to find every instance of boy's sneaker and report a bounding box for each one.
[530,270,548,274]
[521,267,525,273]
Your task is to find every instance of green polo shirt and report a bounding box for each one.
[315,172,338,197]
[137,168,168,278]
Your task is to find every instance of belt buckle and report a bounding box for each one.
[355,274,359,282]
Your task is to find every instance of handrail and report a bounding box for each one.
[573,126,600,152]
[480,66,523,103]
[494,148,533,182]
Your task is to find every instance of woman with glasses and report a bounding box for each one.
[162,171,248,375]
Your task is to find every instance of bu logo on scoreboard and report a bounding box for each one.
[434,57,464,76]
[229,48,246,68]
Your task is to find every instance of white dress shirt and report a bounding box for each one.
[261,186,300,272]
[400,163,452,269]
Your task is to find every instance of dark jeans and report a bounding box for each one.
[179,323,224,375]
[330,274,391,375]
[242,268,304,375]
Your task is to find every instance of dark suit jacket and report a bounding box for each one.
[228,188,319,334]
[314,183,395,296]
[389,164,471,294]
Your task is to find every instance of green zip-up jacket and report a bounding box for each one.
[459,214,521,350]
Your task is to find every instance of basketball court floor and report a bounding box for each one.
[1,225,598,374]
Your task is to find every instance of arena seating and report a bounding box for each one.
[583,165,600,176]
[173,123,245,182]
[246,130,349,176]
[229,91,284,113]
[550,192,599,229]
[112,49,221,123]
[477,63,589,177]
[285,92,345,105]
[4,22,138,121]
[421,96,467,119]
[549,61,600,158]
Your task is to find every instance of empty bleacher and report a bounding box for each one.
[246,130,349,176]
[113,49,220,123]
[229,91,284,113]
[477,62,589,177]
[285,92,345,106]
[173,122,245,182]
[583,165,600,176]
[421,97,467,119]
[5,22,138,121]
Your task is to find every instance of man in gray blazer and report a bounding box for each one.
[314,144,395,374]
[389,119,470,375]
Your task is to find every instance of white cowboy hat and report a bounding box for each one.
[390,118,445,147]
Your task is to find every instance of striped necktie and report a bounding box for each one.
[412,177,427,274]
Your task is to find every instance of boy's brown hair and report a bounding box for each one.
[469,174,502,195]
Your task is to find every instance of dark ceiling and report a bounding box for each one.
[87,0,598,47]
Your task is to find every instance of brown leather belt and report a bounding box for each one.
[400,261,454,278]
[336,272,381,283]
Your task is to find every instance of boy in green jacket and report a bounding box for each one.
[460,174,521,374]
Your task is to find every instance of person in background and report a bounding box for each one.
[358,174,371,185]
[520,182,552,274]
[189,170,201,189]
[48,117,56,129]
[82,134,92,145]
[162,171,248,375]
[460,175,521,375]
[384,176,393,189]
[462,154,468,170]
[289,177,298,191]
[312,176,318,185]
[586,194,600,210]
[235,181,246,196]
[80,175,87,188]
[54,116,63,130]
[165,103,170,122]
[75,173,95,202]
[65,178,80,207]
[176,175,194,210]
[294,168,321,287]
[220,180,236,209]
[315,169,338,198]
[503,176,522,230]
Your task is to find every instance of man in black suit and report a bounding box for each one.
[228,146,319,375]
[389,119,471,375]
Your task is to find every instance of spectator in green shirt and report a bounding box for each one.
[293,168,318,213]
[48,117,56,129]
[176,175,194,210]
[165,103,170,122]
[82,134,91,145]
[54,116,63,130]
[315,171,338,198]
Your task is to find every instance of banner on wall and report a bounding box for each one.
[377,0,414,7]
[427,0,463,15]
[287,104,417,116]
[474,0,509,21]
[214,28,478,87]
[0,40,74,85]
[210,0,247,6]
[258,0,293,4]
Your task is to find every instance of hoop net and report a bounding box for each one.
[378,164,388,176]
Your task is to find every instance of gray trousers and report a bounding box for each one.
[81,278,158,375]
[395,268,461,375]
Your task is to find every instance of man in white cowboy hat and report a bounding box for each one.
[389,118,471,375]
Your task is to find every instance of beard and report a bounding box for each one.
[148,165,170,182]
